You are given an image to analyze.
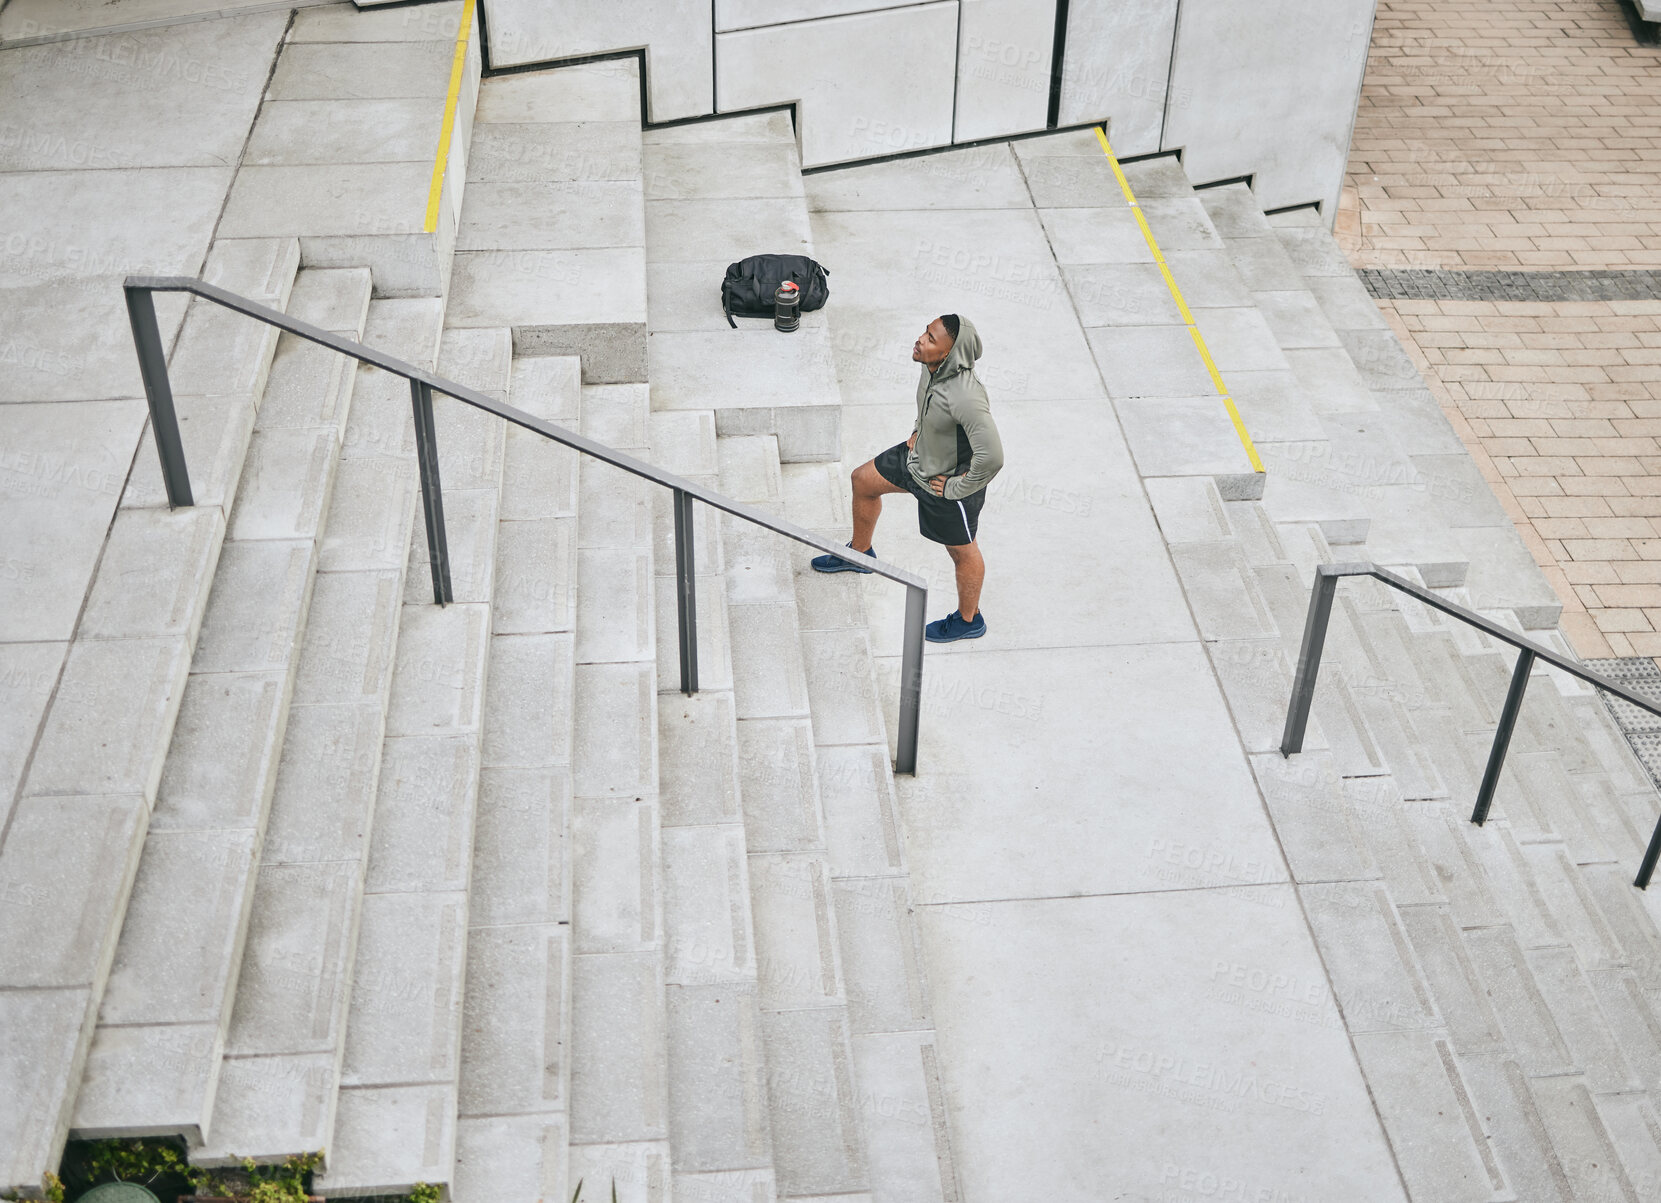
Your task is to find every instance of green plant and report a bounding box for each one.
[192,1151,322,1202]
[409,1185,441,1203]
[0,1175,64,1203]
[79,1140,189,1187]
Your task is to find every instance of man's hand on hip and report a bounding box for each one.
[906,431,918,450]
[929,475,951,497]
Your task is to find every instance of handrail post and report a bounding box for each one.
[125,284,193,507]
[1472,648,1534,825]
[1637,817,1661,889]
[409,379,453,606]
[673,488,698,695]
[895,583,926,775]
[1280,568,1340,756]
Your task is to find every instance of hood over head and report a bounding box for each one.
[934,315,981,379]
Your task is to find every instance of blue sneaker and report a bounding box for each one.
[925,610,986,643]
[811,543,876,573]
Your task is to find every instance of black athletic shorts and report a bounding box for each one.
[873,441,986,546]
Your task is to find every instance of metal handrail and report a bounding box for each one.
[123,276,928,773]
[1281,562,1661,887]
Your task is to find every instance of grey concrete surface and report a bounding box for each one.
[485,0,709,122]
[807,143,1032,214]
[713,411,954,1194]
[642,118,842,460]
[10,20,1658,1202]
[559,371,670,1196]
[1057,0,1176,152]
[193,295,444,1168]
[0,12,284,167]
[479,0,1367,209]
[218,2,477,296]
[717,3,958,168]
[1,401,152,641]
[0,17,458,1168]
[450,63,646,382]
[923,890,1405,1201]
[80,265,370,1149]
[0,0,323,43]
[313,314,502,1196]
[798,128,1618,1202]
[1163,0,1374,214]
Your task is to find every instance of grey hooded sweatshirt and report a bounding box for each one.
[906,316,1004,501]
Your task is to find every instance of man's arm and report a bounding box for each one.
[942,402,1003,500]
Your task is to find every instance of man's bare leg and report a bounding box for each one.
[946,541,984,619]
[850,460,906,551]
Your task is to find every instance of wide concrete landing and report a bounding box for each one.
[926,891,1403,1202]
[808,136,1404,1198]
[809,129,1661,1203]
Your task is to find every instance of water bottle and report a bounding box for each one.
[773,280,801,332]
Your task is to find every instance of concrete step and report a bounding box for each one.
[308,326,513,1197]
[716,435,866,1200]
[643,114,841,464]
[567,380,672,1187]
[452,354,581,1203]
[1254,205,1562,629]
[71,266,374,1146]
[781,458,962,1203]
[714,435,960,1201]
[122,238,303,512]
[1206,479,1661,1202]
[222,1,481,296]
[651,410,778,1198]
[448,62,647,383]
[1033,148,1257,500]
[194,297,446,1169]
[0,235,300,1193]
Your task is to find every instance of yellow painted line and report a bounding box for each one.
[424,0,476,234]
[1093,126,1264,476]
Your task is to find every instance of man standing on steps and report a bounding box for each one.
[811,313,1003,643]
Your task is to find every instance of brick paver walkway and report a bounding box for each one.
[1343,0,1661,657]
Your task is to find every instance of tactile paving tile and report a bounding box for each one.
[1360,268,1661,303]
[1585,658,1661,735]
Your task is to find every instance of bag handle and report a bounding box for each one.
[722,279,737,329]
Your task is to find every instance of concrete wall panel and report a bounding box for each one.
[479,0,1373,224]
[716,3,959,167]
[716,0,917,33]
[484,0,714,122]
[1057,0,1177,157]
[954,0,1056,143]
[1162,0,1375,214]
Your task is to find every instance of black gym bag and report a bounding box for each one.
[720,254,830,328]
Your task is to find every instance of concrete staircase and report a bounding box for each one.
[1160,480,1661,1202]
[1132,157,1661,1201]
[1,5,478,1189]
[15,5,1661,1198]
[803,131,1661,1199]
[73,260,375,1146]
[441,69,959,1203]
[26,44,954,1200]
[0,237,301,1190]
